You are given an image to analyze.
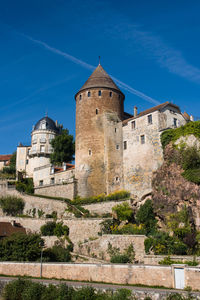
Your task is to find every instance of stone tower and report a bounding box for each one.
[75,64,125,197]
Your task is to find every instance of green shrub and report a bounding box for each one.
[107,243,135,264]
[40,222,56,236]
[110,254,130,263]
[16,178,34,194]
[112,223,146,235]
[72,190,130,205]
[3,279,133,300]
[43,245,71,262]
[161,120,200,149]
[0,232,43,262]
[0,195,25,216]
[40,222,69,237]
[112,202,134,222]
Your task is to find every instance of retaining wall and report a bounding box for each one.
[0,262,199,290]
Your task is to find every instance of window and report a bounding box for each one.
[148,114,152,124]
[141,135,145,144]
[124,141,127,150]
[115,128,117,133]
[89,149,92,156]
[131,121,136,130]
[50,178,55,185]
[40,145,45,153]
[96,109,99,115]
[79,94,82,100]
[110,91,112,97]
[116,144,119,150]
[41,122,46,130]
[39,180,43,186]
[98,90,101,96]
[116,176,119,182]
[88,91,91,97]
[174,118,177,127]
[118,94,121,99]
[26,160,29,165]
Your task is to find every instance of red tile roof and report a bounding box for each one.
[122,101,181,125]
[0,222,26,237]
[0,155,12,162]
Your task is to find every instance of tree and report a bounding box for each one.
[136,199,157,235]
[50,129,75,165]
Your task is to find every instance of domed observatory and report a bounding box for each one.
[29,116,62,171]
[75,64,125,197]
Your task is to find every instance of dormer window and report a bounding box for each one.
[88,91,91,97]
[41,121,46,130]
[98,90,101,96]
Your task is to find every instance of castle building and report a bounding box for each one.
[16,64,189,200]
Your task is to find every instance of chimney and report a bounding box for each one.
[190,115,194,121]
[134,106,138,117]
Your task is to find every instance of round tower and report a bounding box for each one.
[28,116,61,173]
[75,64,125,197]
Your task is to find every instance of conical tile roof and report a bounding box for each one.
[76,65,123,95]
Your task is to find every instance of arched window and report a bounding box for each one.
[98,90,101,96]
[79,94,82,100]
[88,91,91,97]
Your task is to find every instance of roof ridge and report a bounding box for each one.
[76,65,124,97]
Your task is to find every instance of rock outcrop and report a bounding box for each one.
[152,143,200,229]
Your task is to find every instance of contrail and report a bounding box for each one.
[21,34,160,105]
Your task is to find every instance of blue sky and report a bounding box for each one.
[1,0,200,154]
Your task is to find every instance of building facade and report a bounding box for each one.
[16,64,189,200]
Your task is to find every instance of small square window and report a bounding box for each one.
[39,180,43,186]
[131,121,136,129]
[124,141,127,150]
[110,92,112,97]
[141,135,145,144]
[88,91,91,97]
[98,90,101,96]
[116,144,119,150]
[50,178,55,185]
[148,114,152,124]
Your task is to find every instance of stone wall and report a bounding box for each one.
[82,199,132,214]
[34,181,76,200]
[144,254,200,265]
[0,262,200,290]
[77,234,146,262]
[0,216,102,246]
[0,190,68,218]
